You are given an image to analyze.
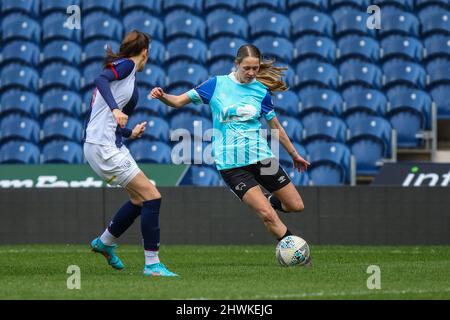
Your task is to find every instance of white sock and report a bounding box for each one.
[99,229,117,246]
[144,250,160,265]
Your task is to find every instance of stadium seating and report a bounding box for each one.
[426,58,450,88]
[285,166,311,186]
[378,7,420,37]
[204,0,245,13]
[337,35,380,63]
[82,0,121,16]
[298,86,343,116]
[127,113,170,142]
[248,9,291,39]
[430,84,450,119]
[170,113,213,139]
[272,91,299,116]
[296,59,339,88]
[206,9,249,40]
[1,0,40,17]
[290,8,333,38]
[274,141,307,167]
[1,40,40,66]
[419,6,450,37]
[330,0,369,10]
[0,141,40,164]
[136,63,166,88]
[306,141,352,185]
[380,35,423,62]
[342,86,387,117]
[165,10,206,40]
[2,13,41,44]
[83,40,120,64]
[42,40,82,65]
[287,0,328,11]
[246,0,287,11]
[171,140,214,165]
[188,165,222,186]
[82,13,123,42]
[41,63,81,92]
[41,90,83,119]
[166,38,208,63]
[276,115,303,143]
[135,88,169,117]
[382,59,427,89]
[163,0,204,14]
[294,35,336,63]
[339,59,383,89]
[373,0,414,12]
[122,0,162,15]
[41,0,80,16]
[416,0,450,10]
[148,40,166,65]
[209,37,247,62]
[0,90,40,118]
[424,34,450,60]
[42,140,83,164]
[167,62,208,88]
[208,59,235,76]
[0,114,40,144]
[0,64,39,92]
[42,13,81,43]
[332,6,376,38]
[302,113,348,146]
[123,11,164,41]
[129,140,172,164]
[41,114,83,143]
[253,36,293,63]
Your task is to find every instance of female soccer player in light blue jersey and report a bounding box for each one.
[151,44,312,266]
[84,30,177,276]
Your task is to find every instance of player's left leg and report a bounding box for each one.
[272,183,305,213]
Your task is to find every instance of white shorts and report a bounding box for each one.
[84,142,140,187]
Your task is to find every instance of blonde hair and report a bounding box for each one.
[235,44,288,93]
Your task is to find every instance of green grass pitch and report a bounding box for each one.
[0,245,449,300]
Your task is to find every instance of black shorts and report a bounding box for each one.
[219,158,291,200]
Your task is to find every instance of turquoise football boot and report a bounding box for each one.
[90,237,124,270]
[143,262,178,277]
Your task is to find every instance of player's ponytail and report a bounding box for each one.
[103,30,151,67]
[235,44,288,93]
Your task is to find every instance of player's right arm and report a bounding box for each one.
[149,87,191,108]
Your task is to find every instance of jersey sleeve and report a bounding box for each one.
[187,76,217,105]
[261,91,276,121]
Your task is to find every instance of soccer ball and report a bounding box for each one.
[276,235,310,267]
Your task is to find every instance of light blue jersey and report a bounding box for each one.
[187,73,276,170]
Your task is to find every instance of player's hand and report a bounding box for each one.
[292,153,310,173]
[150,87,165,99]
[130,122,147,139]
[112,109,128,128]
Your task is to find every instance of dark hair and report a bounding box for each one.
[103,30,151,67]
[235,44,288,92]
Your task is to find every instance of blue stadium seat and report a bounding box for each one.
[339,59,383,89]
[2,14,41,44]
[170,113,213,139]
[41,0,80,16]
[0,90,40,118]
[171,140,214,165]
[272,91,299,116]
[41,114,83,143]
[189,165,222,186]
[387,86,433,130]
[208,59,236,75]
[0,64,39,92]
[337,35,379,62]
[41,63,81,91]
[279,64,296,89]
[41,90,83,118]
[148,40,165,65]
[248,9,291,38]
[378,8,420,37]
[1,40,40,66]
[1,0,39,17]
[204,0,245,13]
[163,0,203,14]
[129,140,172,163]
[0,114,40,144]
[253,36,294,63]
[342,86,387,117]
[294,35,336,63]
[302,113,347,146]
[426,58,450,88]
[330,0,369,10]
[373,0,414,11]
[290,8,333,37]
[430,84,450,119]
[209,37,246,62]
[165,10,206,40]
[416,0,450,11]
[42,40,82,65]
[83,40,120,64]
[127,113,170,142]
[0,141,40,164]
[306,141,352,185]
[206,9,248,40]
[122,0,162,14]
[298,87,343,116]
[165,85,207,117]
[424,34,450,60]
[419,6,450,37]
[135,87,168,117]
[332,6,376,37]
[167,62,208,88]
[296,59,339,89]
[276,115,303,143]
[82,0,121,15]
[82,13,123,42]
[166,38,207,64]
[42,13,81,43]
[382,59,427,89]
[246,0,286,11]
[123,11,164,41]
[381,35,423,62]
[82,62,103,91]
[285,167,311,186]
[287,0,328,10]
[136,63,166,89]
[42,141,83,164]
[346,114,393,176]
[271,141,306,167]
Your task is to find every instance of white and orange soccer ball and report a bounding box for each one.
[276,235,310,267]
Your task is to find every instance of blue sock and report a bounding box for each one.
[141,198,161,251]
[107,201,142,238]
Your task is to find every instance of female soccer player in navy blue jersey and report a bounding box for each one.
[84,30,177,277]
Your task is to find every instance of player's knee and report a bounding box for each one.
[259,207,277,225]
[285,199,304,212]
